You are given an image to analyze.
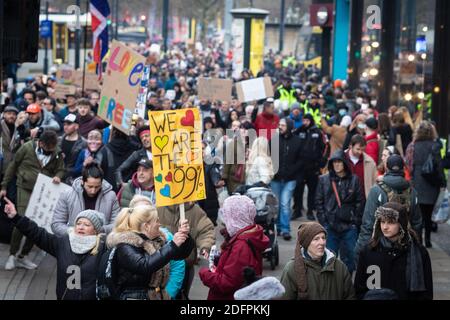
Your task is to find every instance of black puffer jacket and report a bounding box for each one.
[106,231,194,297]
[316,150,365,233]
[272,119,303,182]
[11,215,105,300]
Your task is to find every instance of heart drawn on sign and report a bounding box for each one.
[180,110,195,127]
[165,172,173,182]
[154,135,169,152]
[160,185,171,198]
[155,174,163,183]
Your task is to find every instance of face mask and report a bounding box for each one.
[371,100,377,107]
[357,123,367,130]
[339,109,347,116]
[361,103,369,111]
[356,97,364,105]
[367,114,374,119]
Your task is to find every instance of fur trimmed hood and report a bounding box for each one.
[106,231,166,252]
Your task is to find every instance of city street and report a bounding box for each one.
[1,218,450,300]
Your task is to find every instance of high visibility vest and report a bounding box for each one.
[304,106,322,128]
[418,93,433,116]
[277,86,298,108]
[441,138,448,177]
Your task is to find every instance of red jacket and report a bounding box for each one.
[254,112,280,141]
[199,224,269,300]
[365,131,380,165]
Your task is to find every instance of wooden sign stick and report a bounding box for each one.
[180,203,186,223]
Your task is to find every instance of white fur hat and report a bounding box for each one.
[233,277,285,300]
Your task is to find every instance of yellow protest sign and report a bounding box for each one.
[149,108,206,207]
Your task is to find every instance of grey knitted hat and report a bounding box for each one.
[75,210,105,233]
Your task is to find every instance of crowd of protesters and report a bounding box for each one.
[0,39,447,301]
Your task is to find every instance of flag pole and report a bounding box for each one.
[82,0,89,96]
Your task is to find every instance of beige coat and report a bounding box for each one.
[321,118,347,157]
[157,203,216,266]
[363,153,378,198]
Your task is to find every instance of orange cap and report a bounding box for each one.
[334,79,343,88]
[26,103,42,114]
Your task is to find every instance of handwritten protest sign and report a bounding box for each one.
[25,174,71,234]
[54,84,77,99]
[98,40,146,134]
[149,108,206,207]
[235,77,274,102]
[198,77,233,102]
[71,70,101,91]
[56,66,75,84]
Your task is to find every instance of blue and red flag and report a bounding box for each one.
[90,0,110,80]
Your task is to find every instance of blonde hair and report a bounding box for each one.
[247,137,273,169]
[114,205,159,233]
[129,195,152,208]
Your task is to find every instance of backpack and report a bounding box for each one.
[96,247,119,300]
[378,181,411,213]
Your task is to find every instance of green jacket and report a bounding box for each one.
[1,140,65,192]
[280,248,356,300]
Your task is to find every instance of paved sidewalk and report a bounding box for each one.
[1,226,449,300]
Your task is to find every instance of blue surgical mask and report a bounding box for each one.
[339,109,347,116]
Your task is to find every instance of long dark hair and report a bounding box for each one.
[369,202,420,249]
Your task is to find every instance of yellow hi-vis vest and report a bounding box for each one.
[304,106,322,128]
[277,86,298,108]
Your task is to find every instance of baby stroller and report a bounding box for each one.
[234,183,280,270]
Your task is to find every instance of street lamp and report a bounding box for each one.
[405,93,412,101]
[408,54,415,62]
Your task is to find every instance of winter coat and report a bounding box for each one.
[11,215,106,300]
[355,174,423,258]
[157,203,216,267]
[115,148,151,187]
[59,135,87,184]
[117,172,155,208]
[316,150,364,233]
[365,131,380,165]
[354,240,433,300]
[106,230,194,300]
[0,119,20,175]
[74,146,115,188]
[294,124,326,169]
[321,118,347,157]
[345,151,378,198]
[1,140,65,192]
[406,140,444,205]
[246,156,274,186]
[78,114,108,139]
[26,109,61,133]
[198,163,221,225]
[272,130,303,182]
[281,248,356,300]
[254,112,280,141]
[51,177,120,237]
[199,225,269,300]
[389,125,413,155]
[160,227,186,299]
